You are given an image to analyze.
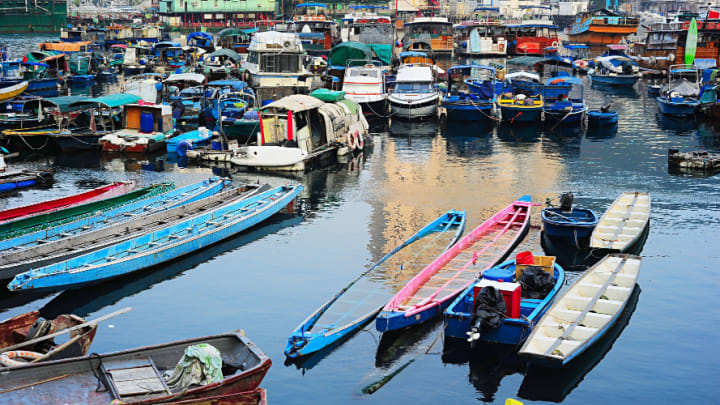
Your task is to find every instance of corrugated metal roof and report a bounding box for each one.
[262,95,324,112]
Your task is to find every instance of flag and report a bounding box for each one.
[89,111,96,134]
[708,9,719,19]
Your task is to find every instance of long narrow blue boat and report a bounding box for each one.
[444,257,565,345]
[8,184,302,291]
[0,178,230,279]
[166,128,213,154]
[0,177,225,254]
[284,210,466,359]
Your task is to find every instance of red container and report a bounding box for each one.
[515,251,534,265]
[473,279,522,319]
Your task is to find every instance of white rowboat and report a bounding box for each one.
[589,192,650,252]
[518,254,641,367]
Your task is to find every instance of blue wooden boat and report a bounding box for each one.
[519,254,640,367]
[0,170,53,194]
[444,257,565,344]
[166,128,213,154]
[647,84,662,95]
[543,76,587,126]
[8,184,302,291]
[656,95,699,116]
[542,208,598,239]
[588,72,639,87]
[67,74,95,86]
[284,210,466,359]
[587,109,618,126]
[656,65,702,117]
[442,65,496,122]
[0,177,228,279]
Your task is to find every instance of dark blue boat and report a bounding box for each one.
[442,65,496,122]
[542,207,598,239]
[543,75,587,126]
[587,109,618,126]
[444,257,565,345]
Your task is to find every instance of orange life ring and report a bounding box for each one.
[355,131,364,150]
[696,21,704,29]
[682,21,690,30]
[346,131,356,150]
[707,22,716,30]
[498,42,505,51]
[0,351,43,367]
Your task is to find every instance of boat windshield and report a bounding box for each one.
[395,82,433,93]
[356,24,394,44]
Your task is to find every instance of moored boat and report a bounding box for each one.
[0,311,97,367]
[519,254,641,367]
[657,64,701,116]
[375,196,535,332]
[8,184,302,291]
[589,192,650,253]
[99,103,174,153]
[403,16,454,55]
[166,127,213,155]
[0,183,171,240]
[542,75,587,126]
[542,192,598,240]
[587,107,619,126]
[442,64,497,122]
[667,148,720,173]
[388,64,440,120]
[0,181,132,223]
[567,8,639,47]
[0,329,271,404]
[444,254,565,345]
[0,178,231,279]
[230,94,368,171]
[497,90,544,124]
[284,210,466,358]
[341,62,388,117]
[0,81,28,104]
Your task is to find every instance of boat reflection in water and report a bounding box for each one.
[389,117,439,138]
[518,285,641,402]
[585,123,618,140]
[442,339,525,403]
[39,213,303,319]
[375,318,443,369]
[656,112,698,132]
[497,124,542,143]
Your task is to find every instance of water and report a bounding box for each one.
[1,36,720,403]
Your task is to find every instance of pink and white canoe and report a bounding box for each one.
[375,195,536,332]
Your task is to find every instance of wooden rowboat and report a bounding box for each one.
[0,311,97,367]
[0,183,173,240]
[0,169,54,194]
[0,330,271,404]
[284,210,466,358]
[166,388,267,405]
[375,196,536,332]
[589,192,650,253]
[0,181,133,223]
[8,184,303,291]
[518,254,641,367]
[0,178,236,279]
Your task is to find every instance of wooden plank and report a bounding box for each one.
[114,378,166,396]
[109,366,158,382]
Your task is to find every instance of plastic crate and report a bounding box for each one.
[516,256,555,280]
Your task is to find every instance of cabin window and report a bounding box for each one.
[260,54,300,73]
[394,82,432,93]
[247,51,258,64]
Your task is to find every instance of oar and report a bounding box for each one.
[0,307,132,352]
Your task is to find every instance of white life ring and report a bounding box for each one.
[551,41,559,48]
[0,351,43,367]
[355,131,364,150]
[346,131,356,150]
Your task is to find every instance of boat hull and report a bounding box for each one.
[443,101,494,122]
[444,261,565,345]
[587,111,619,126]
[389,95,439,120]
[541,208,598,239]
[359,98,388,117]
[656,97,699,117]
[589,74,639,87]
[499,106,542,123]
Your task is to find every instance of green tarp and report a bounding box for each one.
[329,41,372,67]
[311,89,345,102]
[369,44,392,65]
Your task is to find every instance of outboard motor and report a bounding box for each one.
[467,286,506,342]
[559,192,574,213]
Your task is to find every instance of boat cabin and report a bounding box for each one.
[404,17,454,54]
[290,3,338,55]
[217,28,252,54]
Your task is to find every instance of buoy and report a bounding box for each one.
[346,131,356,150]
[0,351,43,367]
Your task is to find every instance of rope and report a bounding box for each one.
[0,374,71,395]
[16,134,50,151]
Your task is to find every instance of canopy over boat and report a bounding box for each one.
[505,71,541,83]
[261,94,324,113]
[206,48,242,64]
[163,73,207,85]
[42,96,96,113]
[330,41,372,67]
[68,94,141,110]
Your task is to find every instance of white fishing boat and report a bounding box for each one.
[387,64,439,120]
[230,94,368,171]
[518,254,641,367]
[590,192,650,252]
[341,62,387,116]
[242,31,313,102]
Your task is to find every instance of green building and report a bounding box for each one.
[158,0,277,28]
[0,0,67,33]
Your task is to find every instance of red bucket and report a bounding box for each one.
[515,251,534,265]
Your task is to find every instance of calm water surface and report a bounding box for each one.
[1,35,719,403]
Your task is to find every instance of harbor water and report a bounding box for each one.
[1,36,719,404]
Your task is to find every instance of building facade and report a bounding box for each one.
[158,0,277,28]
